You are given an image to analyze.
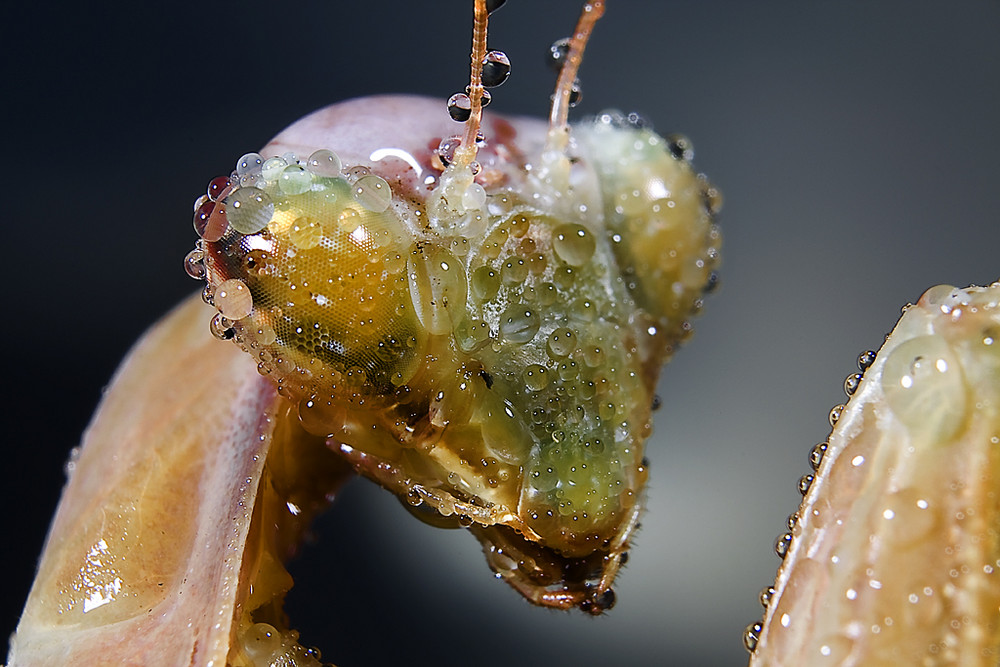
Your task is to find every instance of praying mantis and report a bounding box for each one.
[4,1,999,665]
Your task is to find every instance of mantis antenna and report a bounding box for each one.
[547,0,605,153]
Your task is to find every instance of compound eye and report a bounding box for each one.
[198,151,425,411]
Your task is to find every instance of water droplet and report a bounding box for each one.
[306,149,342,177]
[408,247,467,336]
[353,174,392,212]
[828,404,845,427]
[482,50,511,87]
[499,305,540,344]
[775,532,792,558]
[279,164,313,195]
[486,0,505,14]
[858,349,877,371]
[242,622,281,660]
[215,278,253,319]
[226,187,274,234]
[523,364,550,392]
[236,152,263,176]
[809,442,828,470]
[547,37,570,72]
[209,312,235,340]
[462,182,487,210]
[447,93,472,122]
[288,215,322,249]
[436,136,462,166]
[260,156,288,181]
[568,80,583,107]
[844,372,862,396]
[582,345,605,367]
[553,223,596,266]
[471,266,500,302]
[455,318,491,352]
[207,176,230,201]
[184,248,206,280]
[798,473,814,495]
[547,327,577,357]
[666,133,694,161]
[193,198,217,238]
[881,335,968,443]
[743,621,763,652]
[759,585,776,609]
[501,257,528,285]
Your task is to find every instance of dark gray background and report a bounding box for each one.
[5,2,999,665]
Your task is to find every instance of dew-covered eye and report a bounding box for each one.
[198,152,425,403]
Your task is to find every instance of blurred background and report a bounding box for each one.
[5,1,1000,665]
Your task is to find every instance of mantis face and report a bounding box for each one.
[6,1,1000,666]
[192,92,718,604]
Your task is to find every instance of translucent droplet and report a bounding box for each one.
[499,305,540,344]
[462,183,487,210]
[260,156,288,181]
[226,187,274,234]
[184,248,206,280]
[436,136,462,166]
[759,585,776,609]
[828,404,845,427]
[215,278,253,320]
[482,50,511,87]
[553,223,596,266]
[809,442,827,471]
[242,622,281,661]
[582,345,605,367]
[236,152,263,176]
[306,149,342,177]
[447,93,472,122]
[704,185,724,215]
[798,473,814,495]
[775,532,792,558]
[408,247,467,336]
[547,327,577,357]
[666,133,694,161]
[743,621,763,652]
[193,198,216,238]
[353,174,391,212]
[279,164,313,195]
[523,364,550,392]
[207,176,230,201]
[501,258,528,285]
[288,215,322,250]
[455,318,491,352]
[547,38,570,72]
[844,372,862,396]
[568,79,582,107]
[858,349,877,371]
[209,312,235,340]
[479,393,530,465]
[471,266,500,302]
[486,0,505,14]
[881,335,968,444]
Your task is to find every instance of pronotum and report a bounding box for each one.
[5,1,999,665]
